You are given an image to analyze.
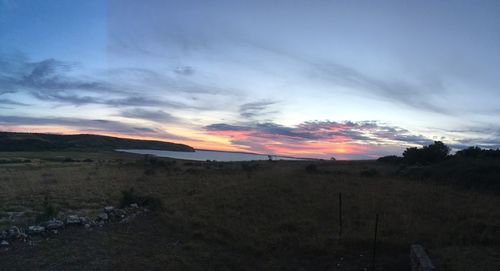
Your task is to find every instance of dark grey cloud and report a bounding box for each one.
[253,122,319,139]
[206,123,251,131]
[239,100,277,118]
[120,108,179,123]
[206,120,434,146]
[0,54,232,110]
[15,58,110,93]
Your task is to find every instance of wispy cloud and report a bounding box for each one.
[120,108,179,123]
[243,41,449,114]
[239,100,278,119]
[0,114,190,141]
[0,54,234,110]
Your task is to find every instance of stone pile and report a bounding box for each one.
[0,203,146,251]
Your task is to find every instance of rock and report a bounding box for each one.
[79,216,89,224]
[410,244,436,271]
[113,209,126,218]
[51,229,59,234]
[98,212,108,221]
[46,219,64,230]
[130,203,139,208]
[84,223,91,229]
[7,226,20,239]
[0,240,8,246]
[28,225,45,234]
[66,215,81,225]
[103,206,114,213]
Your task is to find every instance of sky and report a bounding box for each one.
[1,0,500,159]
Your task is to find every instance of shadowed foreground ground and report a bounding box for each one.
[0,151,499,270]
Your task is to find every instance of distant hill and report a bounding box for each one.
[0,132,195,152]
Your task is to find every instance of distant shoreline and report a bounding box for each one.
[188,148,317,160]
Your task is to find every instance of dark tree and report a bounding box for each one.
[403,141,450,165]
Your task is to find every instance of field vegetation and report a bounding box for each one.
[0,150,499,270]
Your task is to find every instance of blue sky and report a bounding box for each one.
[1,0,500,159]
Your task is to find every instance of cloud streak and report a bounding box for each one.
[0,114,190,142]
[239,100,278,119]
[120,108,179,123]
[0,55,233,110]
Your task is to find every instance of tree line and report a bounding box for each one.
[378,141,500,165]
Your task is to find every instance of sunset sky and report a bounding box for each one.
[1,0,500,159]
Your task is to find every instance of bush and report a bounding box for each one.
[36,195,58,222]
[456,146,500,159]
[403,141,450,165]
[377,155,404,164]
[120,188,163,211]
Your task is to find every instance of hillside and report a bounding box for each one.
[0,132,194,152]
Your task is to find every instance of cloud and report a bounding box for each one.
[0,114,190,141]
[244,42,448,114]
[0,54,233,110]
[0,98,28,106]
[120,108,179,123]
[239,100,278,119]
[0,115,150,134]
[205,120,434,158]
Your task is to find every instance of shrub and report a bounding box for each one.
[403,141,450,165]
[377,155,404,164]
[120,188,163,211]
[36,195,58,222]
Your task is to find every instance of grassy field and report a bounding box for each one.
[0,151,499,270]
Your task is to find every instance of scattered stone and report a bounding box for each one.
[113,209,126,219]
[46,219,64,230]
[7,226,20,239]
[98,212,108,221]
[28,225,45,234]
[0,204,149,250]
[79,216,89,224]
[66,215,81,225]
[103,206,114,213]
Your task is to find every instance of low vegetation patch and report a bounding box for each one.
[120,188,163,211]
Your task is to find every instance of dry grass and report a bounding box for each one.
[0,152,499,270]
